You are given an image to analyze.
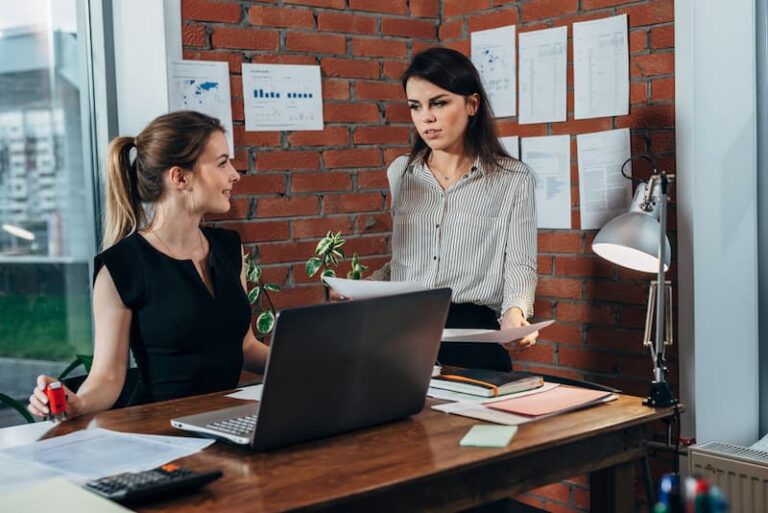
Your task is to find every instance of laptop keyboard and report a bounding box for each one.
[206,414,258,437]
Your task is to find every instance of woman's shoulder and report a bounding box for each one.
[387,154,411,173]
[494,155,533,177]
[96,232,141,261]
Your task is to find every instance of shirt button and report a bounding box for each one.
[435,224,439,228]
[433,256,437,260]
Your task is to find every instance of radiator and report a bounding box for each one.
[688,441,768,513]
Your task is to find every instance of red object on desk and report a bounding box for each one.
[487,386,613,417]
[44,381,68,422]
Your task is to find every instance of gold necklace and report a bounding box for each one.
[430,156,471,181]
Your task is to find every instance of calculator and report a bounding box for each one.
[83,464,223,503]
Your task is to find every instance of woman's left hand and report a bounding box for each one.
[499,307,538,352]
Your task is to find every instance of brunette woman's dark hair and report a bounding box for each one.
[401,47,511,170]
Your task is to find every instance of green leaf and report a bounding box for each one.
[264,283,280,292]
[247,264,261,284]
[305,257,322,277]
[315,237,332,256]
[347,269,362,280]
[322,268,336,278]
[256,311,276,334]
[247,286,261,304]
[0,393,34,424]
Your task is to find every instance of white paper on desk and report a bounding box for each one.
[0,420,55,449]
[573,14,629,120]
[169,60,234,155]
[472,25,517,118]
[521,135,571,229]
[0,428,214,481]
[500,136,519,159]
[577,128,632,229]
[442,320,554,343]
[428,382,560,404]
[0,477,133,512]
[323,276,426,300]
[0,452,68,494]
[519,26,567,125]
[226,384,264,401]
[242,63,323,131]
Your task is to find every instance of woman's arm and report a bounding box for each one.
[240,246,269,374]
[28,267,131,419]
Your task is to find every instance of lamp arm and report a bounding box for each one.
[653,172,669,382]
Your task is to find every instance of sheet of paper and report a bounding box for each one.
[0,452,68,494]
[432,401,535,426]
[168,60,234,155]
[242,63,323,131]
[489,386,613,416]
[441,320,554,343]
[500,135,519,159]
[471,25,517,118]
[573,14,629,120]
[323,276,426,300]
[460,425,518,448]
[0,420,55,449]
[428,382,560,404]
[518,26,567,124]
[0,477,134,511]
[521,135,571,229]
[226,384,264,401]
[577,128,632,229]
[0,428,214,481]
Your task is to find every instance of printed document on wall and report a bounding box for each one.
[169,61,234,155]
[518,27,567,125]
[577,128,632,229]
[573,15,629,120]
[242,64,323,131]
[521,135,571,229]
[500,136,519,159]
[471,25,517,118]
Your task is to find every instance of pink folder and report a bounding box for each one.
[487,386,613,417]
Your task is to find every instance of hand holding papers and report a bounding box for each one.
[442,320,554,344]
[322,276,426,300]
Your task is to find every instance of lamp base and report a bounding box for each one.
[644,380,678,408]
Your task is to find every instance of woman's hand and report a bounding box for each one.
[27,375,82,421]
[499,307,538,352]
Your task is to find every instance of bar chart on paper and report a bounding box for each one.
[242,64,323,131]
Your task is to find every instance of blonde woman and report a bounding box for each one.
[28,111,269,419]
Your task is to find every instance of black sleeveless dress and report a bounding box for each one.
[93,227,251,405]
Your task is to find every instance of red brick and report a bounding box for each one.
[321,58,380,79]
[558,347,616,373]
[444,0,491,19]
[550,117,613,136]
[651,131,675,154]
[631,81,648,104]
[183,24,207,48]
[183,0,241,23]
[323,148,382,168]
[439,18,464,40]
[651,77,675,101]
[230,149,248,171]
[317,12,377,34]
[383,60,409,80]
[222,221,289,242]
[618,305,647,329]
[344,235,389,256]
[582,0,635,8]
[259,266,289,287]
[537,277,582,299]
[620,354,656,380]
[616,104,675,130]
[411,0,439,18]
[252,54,316,65]
[212,27,279,51]
[441,39,470,56]
[358,170,389,189]
[352,38,408,58]
[554,256,613,278]
[286,32,346,54]
[255,151,319,171]
[557,302,616,325]
[207,198,250,221]
[182,50,243,73]
[289,126,350,147]
[468,8,519,33]
[323,79,351,100]
[586,326,645,353]
[324,192,384,213]
[324,102,380,123]
[384,102,411,123]
[384,148,409,164]
[248,6,314,28]
[540,323,582,345]
[538,232,581,253]
[270,284,325,309]
[354,126,410,145]
[538,255,553,274]
[355,213,392,233]
[630,29,647,54]
[348,0,407,15]
[619,1,674,27]
[522,0,578,22]
[516,343,555,365]
[497,119,548,138]
[256,197,320,218]
[291,172,352,192]
[284,0,344,7]
[233,126,281,148]
[528,483,570,504]
[381,17,436,39]
[292,216,355,239]
[356,81,405,101]
[234,174,285,195]
[632,52,675,77]
[520,365,584,381]
[585,280,648,304]
[651,25,674,49]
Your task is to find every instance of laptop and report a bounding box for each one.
[171,288,451,451]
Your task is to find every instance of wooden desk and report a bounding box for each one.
[48,392,675,512]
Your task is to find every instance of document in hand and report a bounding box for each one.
[322,276,426,300]
[431,369,543,398]
[441,320,554,343]
[486,386,613,417]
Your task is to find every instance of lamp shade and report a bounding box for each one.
[592,211,671,273]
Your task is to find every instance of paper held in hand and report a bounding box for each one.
[442,320,555,344]
[322,276,426,300]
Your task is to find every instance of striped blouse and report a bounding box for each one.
[371,154,537,317]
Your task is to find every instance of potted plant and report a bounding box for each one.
[305,231,367,300]
[244,253,281,334]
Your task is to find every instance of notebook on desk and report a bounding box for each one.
[171,288,451,451]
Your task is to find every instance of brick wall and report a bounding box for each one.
[182,1,676,511]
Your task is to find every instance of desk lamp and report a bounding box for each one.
[592,155,677,408]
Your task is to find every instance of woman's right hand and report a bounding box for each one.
[28,375,81,420]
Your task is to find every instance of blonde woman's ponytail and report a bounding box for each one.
[103,136,143,248]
